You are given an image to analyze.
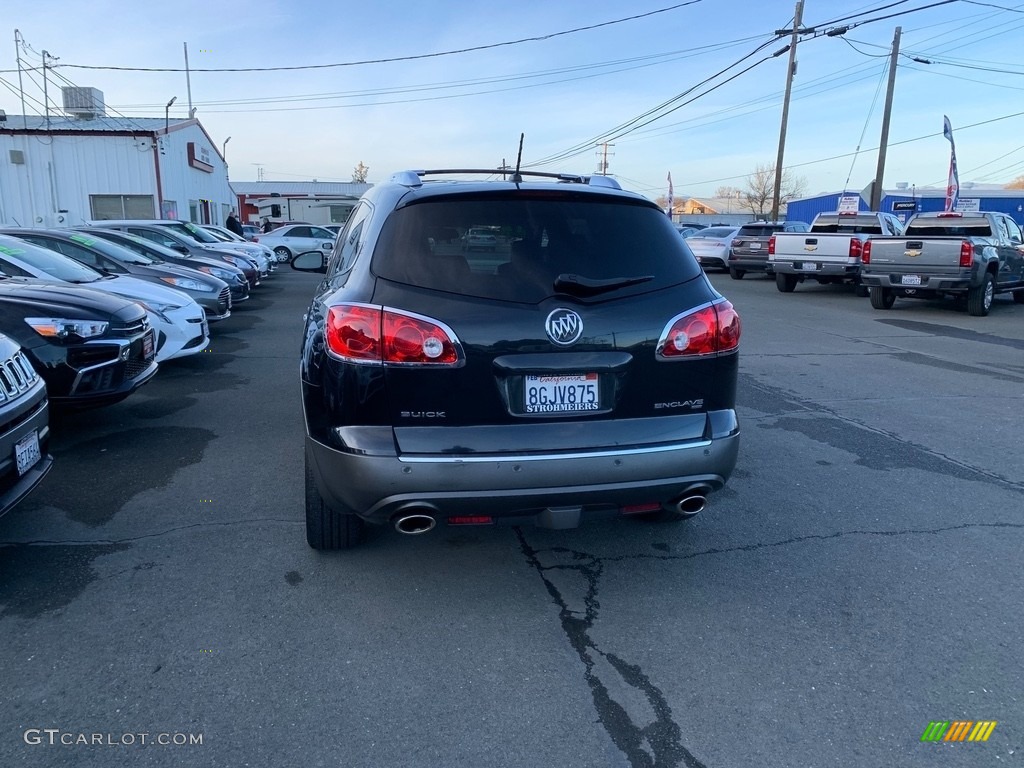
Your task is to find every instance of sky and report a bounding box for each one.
[3,0,1024,202]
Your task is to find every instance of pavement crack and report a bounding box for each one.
[516,529,708,768]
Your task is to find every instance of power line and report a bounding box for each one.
[46,2,703,73]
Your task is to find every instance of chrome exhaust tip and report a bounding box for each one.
[393,513,437,535]
[674,494,707,517]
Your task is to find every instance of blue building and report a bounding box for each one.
[786,186,1024,227]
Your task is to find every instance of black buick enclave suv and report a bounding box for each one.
[294,170,742,549]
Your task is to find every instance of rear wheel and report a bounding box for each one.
[869,287,895,310]
[729,267,746,280]
[274,246,291,262]
[775,273,798,293]
[1014,289,1024,304]
[305,450,362,550]
[967,272,995,317]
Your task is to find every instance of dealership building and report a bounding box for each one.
[0,88,234,228]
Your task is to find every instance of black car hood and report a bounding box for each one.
[0,279,145,322]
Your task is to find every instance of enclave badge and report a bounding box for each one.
[545,308,584,346]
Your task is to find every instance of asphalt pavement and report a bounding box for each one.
[0,267,1021,767]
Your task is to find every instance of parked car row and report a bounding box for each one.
[0,221,280,521]
[686,210,1024,318]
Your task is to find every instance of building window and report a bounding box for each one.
[189,200,199,223]
[162,200,178,220]
[90,194,156,220]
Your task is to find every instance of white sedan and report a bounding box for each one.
[255,225,337,262]
[685,226,741,271]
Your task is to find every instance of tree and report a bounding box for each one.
[1007,174,1024,190]
[715,185,742,200]
[742,163,806,218]
[352,162,369,183]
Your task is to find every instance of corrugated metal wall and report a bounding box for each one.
[787,192,1024,226]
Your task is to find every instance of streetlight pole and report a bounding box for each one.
[222,136,231,161]
[165,96,177,136]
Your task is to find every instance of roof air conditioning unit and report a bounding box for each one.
[61,86,106,119]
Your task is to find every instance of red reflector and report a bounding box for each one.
[622,502,662,515]
[448,515,494,525]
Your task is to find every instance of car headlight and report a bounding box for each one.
[159,276,214,292]
[225,255,251,269]
[197,265,236,281]
[25,317,108,340]
[136,301,181,322]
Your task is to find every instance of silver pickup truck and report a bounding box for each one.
[768,211,905,294]
[861,211,1024,316]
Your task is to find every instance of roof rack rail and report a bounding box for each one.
[389,169,622,190]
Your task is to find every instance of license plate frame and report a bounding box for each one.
[798,262,818,271]
[15,430,41,476]
[749,242,761,251]
[142,332,155,359]
[901,274,922,286]
[524,374,600,414]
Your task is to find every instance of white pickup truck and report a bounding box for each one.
[768,211,905,294]
[860,210,1024,316]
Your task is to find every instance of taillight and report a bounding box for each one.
[252,236,260,242]
[768,235,776,255]
[324,304,462,365]
[959,240,972,267]
[657,300,741,359]
[849,238,863,259]
[383,311,460,364]
[862,240,872,264]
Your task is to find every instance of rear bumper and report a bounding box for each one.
[860,271,973,292]
[728,253,772,272]
[771,260,860,278]
[306,410,740,525]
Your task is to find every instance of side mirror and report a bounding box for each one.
[291,250,327,273]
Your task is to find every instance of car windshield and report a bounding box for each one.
[160,221,222,244]
[0,235,103,282]
[204,228,233,242]
[88,231,172,263]
[372,192,701,303]
[67,233,157,265]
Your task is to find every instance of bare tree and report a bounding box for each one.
[352,162,369,183]
[742,163,806,218]
[715,185,742,199]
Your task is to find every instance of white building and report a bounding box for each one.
[0,91,234,228]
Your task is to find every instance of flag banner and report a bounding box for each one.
[943,115,959,212]
[666,172,674,218]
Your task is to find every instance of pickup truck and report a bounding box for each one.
[860,211,1024,316]
[768,211,905,294]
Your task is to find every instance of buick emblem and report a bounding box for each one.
[545,308,583,346]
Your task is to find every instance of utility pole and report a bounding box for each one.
[596,143,614,175]
[14,31,28,128]
[42,50,52,131]
[771,0,803,222]
[870,27,902,211]
[183,43,194,117]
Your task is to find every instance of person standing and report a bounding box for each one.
[225,210,245,237]
[262,217,274,234]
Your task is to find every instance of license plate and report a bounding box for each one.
[15,431,41,476]
[799,262,818,271]
[142,332,154,359]
[201,320,209,337]
[749,242,761,250]
[524,374,599,414]
[901,274,922,285]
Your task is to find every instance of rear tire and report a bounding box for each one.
[729,268,746,280]
[305,450,362,550]
[775,272,798,293]
[854,284,869,298]
[274,246,291,261]
[869,286,895,309]
[1014,289,1024,304]
[967,272,995,317]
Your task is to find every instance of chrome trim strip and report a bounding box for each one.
[398,438,713,464]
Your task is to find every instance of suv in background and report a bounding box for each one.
[292,169,741,550]
[728,220,809,279]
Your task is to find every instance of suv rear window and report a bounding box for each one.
[737,224,783,237]
[371,193,701,302]
[904,218,993,237]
